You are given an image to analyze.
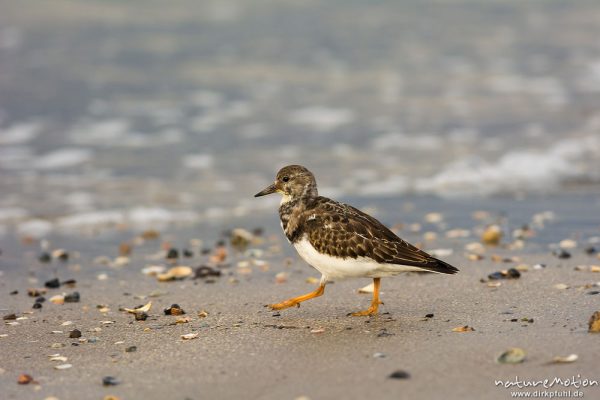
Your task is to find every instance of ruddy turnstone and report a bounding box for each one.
[255,165,458,316]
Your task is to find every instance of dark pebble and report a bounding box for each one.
[125,346,137,353]
[64,292,80,303]
[3,313,17,320]
[69,329,82,338]
[35,296,45,303]
[135,312,148,321]
[38,252,51,263]
[388,370,411,380]
[166,248,179,259]
[102,376,120,386]
[57,252,69,261]
[183,249,193,258]
[553,249,571,259]
[584,246,597,255]
[587,291,600,295]
[488,268,520,280]
[44,278,60,289]
[201,248,211,255]
[272,312,281,317]
[510,318,518,322]
[32,302,42,309]
[71,342,79,346]
[62,279,77,287]
[252,227,264,236]
[164,304,185,316]
[194,265,221,279]
[425,313,434,318]
[9,290,18,295]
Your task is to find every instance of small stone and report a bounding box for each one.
[9,290,18,295]
[64,292,80,303]
[488,268,520,280]
[52,249,69,261]
[18,373,34,384]
[3,313,17,321]
[54,364,72,370]
[134,312,148,321]
[388,370,410,379]
[166,248,179,260]
[481,225,502,246]
[181,332,199,340]
[125,346,137,353]
[553,249,571,259]
[102,376,120,386]
[194,265,221,279]
[554,283,569,290]
[69,329,82,338]
[425,313,434,318]
[39,252,52,263]
[164,304,185,316]
[32,302,42,309]
[45,278,60,289]
[584,245,597,255]
[373,352,386,358]
[452,325,475,332]
[182,249,193,258]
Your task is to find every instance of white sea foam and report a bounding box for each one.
[0,122,41,145]
[34,148,93,170]
[17,219,53,238]
[415,135,600,196]
[182,154,214,169]
[289,107,355,132]
[370,132,444,151]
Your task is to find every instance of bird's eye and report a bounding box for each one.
[282,176,290,182]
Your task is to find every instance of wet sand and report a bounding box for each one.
[2,231,600,400]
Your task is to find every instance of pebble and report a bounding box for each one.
[559,239,577,249]
[125,346,137,353]
[552,354,578,363]
[553,249,571,259]
[39,252,52,263]
[54,364,72,370]
[194,266,221,279]
[388,370,410,379]
[452,325,475,332]
[481,225,502,246]
[45,278,60,289]
[554,283,569,290]
[166,248,179,260]
[3,313,17,321]
[102,376,120,386]
[181,333,199,340]
[373,352,386,358]
[488,268,520,280]
[64,292,80,303]
[18,374,34,384]
[164,304,185,316]
[135,312,148,321]
[69,329,82,338]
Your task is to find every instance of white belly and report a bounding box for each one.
[293,236,424,280]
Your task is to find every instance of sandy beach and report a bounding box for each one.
[2,216,600,400]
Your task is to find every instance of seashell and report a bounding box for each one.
[141,265,166,276]
[54,363,72,370]
[588,311,600,333]
[49,294,65,305]
[181,332,199,340]
[122,301,152,314]
[481,225,502,246]
[554,283,569,290]
[552,354,578,363]
[157,266,192,281]
[452,325,475,332]
[497,348,526,364]
[358,282,374,294]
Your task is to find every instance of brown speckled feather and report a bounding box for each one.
[286,196,458,274]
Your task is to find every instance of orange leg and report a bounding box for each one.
[268,284,325,311]
[350,278,381,316]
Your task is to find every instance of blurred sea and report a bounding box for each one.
[1,0,599,240]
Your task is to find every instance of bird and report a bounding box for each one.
[255,165,458,316]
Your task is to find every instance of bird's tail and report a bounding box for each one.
[422,258,459,274]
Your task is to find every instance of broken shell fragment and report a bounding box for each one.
[452,325,475,332]
[358,282,374,294]
[141,265,166,276]
[157,266,192,281]
[49,294,65,305]
[54,363,73,370]
[122,302,152,314]
[588,311,600,333]
[181,332,199,340]
[552,354,578,364]
[497,348,526,364]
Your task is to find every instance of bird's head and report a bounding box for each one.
[254,164,318,203]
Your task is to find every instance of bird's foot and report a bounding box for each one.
[349,305,379,317]
[266,300,301,311]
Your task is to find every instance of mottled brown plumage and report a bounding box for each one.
[255,164,458,315]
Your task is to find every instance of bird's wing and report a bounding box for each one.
[304,197,458,274]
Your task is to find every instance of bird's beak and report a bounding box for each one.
[254,182,278,197]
